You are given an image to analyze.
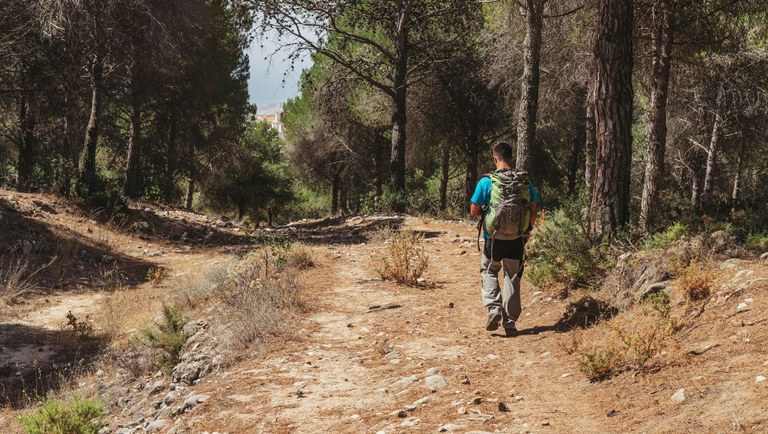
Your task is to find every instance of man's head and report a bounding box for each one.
[491,142,514,169]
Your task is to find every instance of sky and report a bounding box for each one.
[247,30,313,115]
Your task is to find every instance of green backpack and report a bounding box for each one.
[481,169,532,241]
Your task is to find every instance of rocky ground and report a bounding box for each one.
[1,192,767,433]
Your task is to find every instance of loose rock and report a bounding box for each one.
[394,375,419,387]
[671,388,686,404]
[424,375,449,389]
[145,420,167,432]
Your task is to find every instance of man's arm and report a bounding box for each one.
[529,202,538,228]
[470,202,484,217]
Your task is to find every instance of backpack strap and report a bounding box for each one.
[476,173,493,251]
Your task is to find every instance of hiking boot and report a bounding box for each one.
[486,309,502,331]
[503,322,517,337]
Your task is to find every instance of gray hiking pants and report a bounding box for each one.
[481,252,522,326]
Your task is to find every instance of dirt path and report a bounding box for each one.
[5,208,764,432]
[0,200,230,409]
[187,218,612,433]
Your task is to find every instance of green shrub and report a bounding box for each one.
[19,395,107,434]
[527,204,606,289]
[641,290,670,316]
[136,304,188,373]
[640,222,688,251]
[745,231,768,252]
[576,348,619,381]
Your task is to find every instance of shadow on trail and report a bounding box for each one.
[0,198,155,294]
[271,216,413,246]
[0,323,108,408]
[79,202,252,248]
[491,295,620,338]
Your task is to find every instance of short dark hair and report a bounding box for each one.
[491,141,514,163]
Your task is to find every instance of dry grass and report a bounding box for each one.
[378,231,429,286]
[214,256,304,346]
[675,261,717,302]
[567,303,681,382]
[366,225,395,244]
[286,244,315,270]
[1,258,50,300]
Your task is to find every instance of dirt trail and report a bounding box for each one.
[0,192,236,409]
[4,204,766,433]
[188,218,612,433]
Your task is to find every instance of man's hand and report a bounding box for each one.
[523,230,533,244]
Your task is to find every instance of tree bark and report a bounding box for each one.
[439,143,450,212]
[389,4,410,211]
[373,135,385,198]
[184,175,194,210]
[640,0,674,232]
[389,84,407,211]
[61,72,80,196]
[16,90,36,192]
[731,141,745,212]
[584,75,597,195]
[124,80,143,198]
[567,135,581,196]
[465,137,480,206]
[331,173,340,215]
[340,179,349,215]
[690,164,702,209]
[702,83,725,205]
[164,103,179,204]
[79,55,104,196]
[516,0,544,174]
[589,0,634,240]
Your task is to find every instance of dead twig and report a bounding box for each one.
[366,303,402,313]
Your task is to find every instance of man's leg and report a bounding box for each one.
[480,250,503,331]
[500,258,523,332]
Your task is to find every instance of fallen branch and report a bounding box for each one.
[366,303,402,313]
[688,343,720,356]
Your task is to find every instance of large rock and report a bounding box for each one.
[424,375,449,390]
[145,420,167,433]
[393,375,419,387]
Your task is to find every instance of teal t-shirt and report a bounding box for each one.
[471,176,539,239]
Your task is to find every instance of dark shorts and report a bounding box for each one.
[483,237,524,261]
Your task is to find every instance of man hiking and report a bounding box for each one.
[470,142,539,336]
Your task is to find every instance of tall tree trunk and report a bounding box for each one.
[439,143,450,212]
[589,0,634,240]
[61,77,80,196]
[640,0,674,232]
[164,103,179,204]
[567,135,581,196]
[702,83,725,206]
[79,56,103,196]
[731,141,745,213]
[17,91,36,192]
[465,137,480,206]
[340,179,349,215]
[390,89,407,210]
[584,75,597,194]
[373,135,385,198]
[184,175,194,210]
[331,173,340,215]
[389,5,410,211]
[124,81,143,198]
[691,164,702,209]
[516,0,544,174]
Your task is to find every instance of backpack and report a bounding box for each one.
[481,169,532,241]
